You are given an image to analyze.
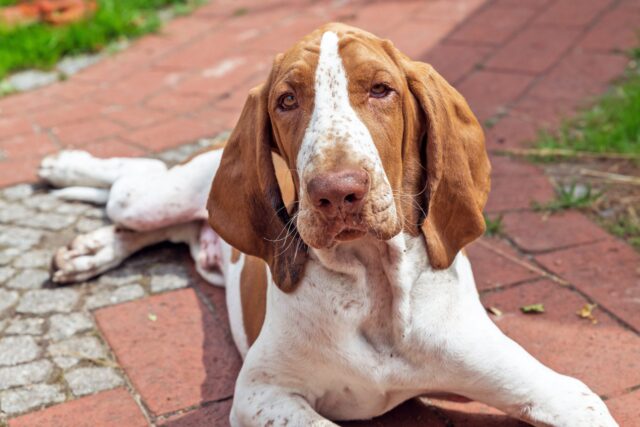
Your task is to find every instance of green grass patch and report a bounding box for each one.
[483,213,503,237]
[607,215,640,250]
[0,0,201,79]
[537,52,640,156]
[533,183,601,213]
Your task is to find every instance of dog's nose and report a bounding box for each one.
[307,169,369,218]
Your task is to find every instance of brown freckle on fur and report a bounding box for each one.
[265,421,274,427]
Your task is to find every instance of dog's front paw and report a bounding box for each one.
[523,377,618,427]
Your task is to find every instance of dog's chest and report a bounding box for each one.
[272,237,435,418]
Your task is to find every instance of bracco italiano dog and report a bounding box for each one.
[40,24,617,427]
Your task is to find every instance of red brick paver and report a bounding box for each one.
[8,388,148,427]
[481,281,640,397]
[3,0,640,425]
[95,288,241,417]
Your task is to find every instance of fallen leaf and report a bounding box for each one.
[148,313,157,322]
[487,306,503,317]
[520,303,545,314]
[576,303,598,324]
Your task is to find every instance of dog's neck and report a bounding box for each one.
[308,233,433,343]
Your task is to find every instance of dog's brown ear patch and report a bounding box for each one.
[207,83,307,292]
[402,59,491,269]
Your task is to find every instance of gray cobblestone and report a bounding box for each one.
[75,217,109,233]
[48,336,107,361]
[0,384,65,415]
[7,70,58,93]
[6,269,49,290]
[0,225,44,250]
[57,54,102,76]
[21,194,60,212]
[82,207,108,220]
[15,212,75,231]
[5,317,45,335]
[13,250,54,269]
[85,284,145,309]
[54,202,89,216]
[0,336,41,366]
[97,269,143,287]
[48,313,93,341]
[17,289,79,314]
[0,204,34,224]
[0,289,19,317]
[1,185,34,201]
[0,360,53,391]
[0,266,15,284]
[0,248,20,266]
[65,367,123,397]
[150,264,189,293]
[53,356,79,370]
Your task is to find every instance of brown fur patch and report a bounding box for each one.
[240,255,268,346]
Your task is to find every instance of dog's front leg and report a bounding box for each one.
[231,384,337,427]
[231,365,337,427]
[444,302,617,427]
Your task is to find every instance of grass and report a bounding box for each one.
[0,0,201,79]
[484,213,503,237]
[537,52,640,156]
[533,183,601,213]
[532,47,640,250]
[607,215,640,250]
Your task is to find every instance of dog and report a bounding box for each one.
[40,24,617,427]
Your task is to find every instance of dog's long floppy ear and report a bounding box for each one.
[403,60,491,269]
[207,83,307,292]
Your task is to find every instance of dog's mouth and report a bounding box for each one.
[335,227,367,241]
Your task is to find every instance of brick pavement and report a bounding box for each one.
[1,0,639,425]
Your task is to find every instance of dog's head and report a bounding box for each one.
[208,23,490,291]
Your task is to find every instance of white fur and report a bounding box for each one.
[40,150,223,285]
[296,31,395,217]
[230,31,617,427]
[40,31,618,427]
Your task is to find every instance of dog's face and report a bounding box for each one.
[268,30,407,249]
[208,24,490,291]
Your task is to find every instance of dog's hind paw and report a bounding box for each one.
[52,225,127,284]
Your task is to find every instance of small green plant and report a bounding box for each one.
[533,183,601,213]
[233,7,248,17]
[484,213,503,236]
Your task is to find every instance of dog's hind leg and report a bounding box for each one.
[39,150,167,189]
[186,222,225,286]
[106,149,222,231]
[52,221,201,284]
[51,187,110,204]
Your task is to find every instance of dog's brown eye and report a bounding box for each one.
[370,83,391,98]
[278,93,298,110]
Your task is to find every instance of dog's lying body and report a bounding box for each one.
[40,24,617,427]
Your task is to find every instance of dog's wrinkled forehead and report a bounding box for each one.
[266,25,395,167]
[296,31,382,176]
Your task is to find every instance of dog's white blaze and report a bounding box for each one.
[296,31,389,193]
